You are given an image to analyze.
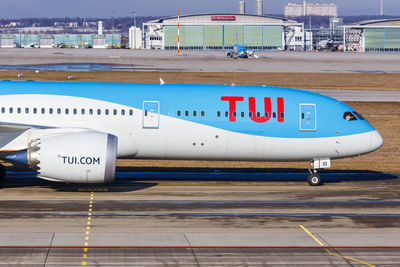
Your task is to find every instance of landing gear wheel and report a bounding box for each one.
[0,165,6,181]
[307,173,322,186]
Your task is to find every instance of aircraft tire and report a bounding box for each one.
[307,173,322,186]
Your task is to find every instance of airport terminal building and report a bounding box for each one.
[343,18,400,52]
[143,14,305,51]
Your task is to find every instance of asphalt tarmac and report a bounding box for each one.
[0,171,399,266]
[1,49,400,73]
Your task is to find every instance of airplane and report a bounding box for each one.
[226,44,259,59]
[316,39,343,52]
[0,80,383,186]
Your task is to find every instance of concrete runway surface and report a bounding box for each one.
[0,171,399,266]
[1,49,400,73]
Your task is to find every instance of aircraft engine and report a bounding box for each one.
[24,131,117,183]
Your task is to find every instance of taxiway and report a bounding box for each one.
[0,171,399,266]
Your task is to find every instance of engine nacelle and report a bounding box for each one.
[26,131,117,183]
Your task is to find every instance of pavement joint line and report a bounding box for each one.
[299,225,376,267]
[82,191,94,266]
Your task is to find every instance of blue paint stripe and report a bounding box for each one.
[0,81,376,138]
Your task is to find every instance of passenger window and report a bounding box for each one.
[33,108,37,114]
[1,107,4,113]
[65,108,69,115]
[233,111,237,118]
[241,112,244,118]
[249,112,253,118]
[177,110,181,116]
[97,109,101,115]
[265,112,269,118]
[280,112,284,118]
[201,111,205,117]
[25,108,29,114]
[273,112,276,118]
[257,112,260,118]
[121,109,125,116]
[9,108,13,113]
[73,109,77,115]
[145,110,148,116]
[129,110,133,116]
[81,109,85,115]
[225,111,228,117]
[105,109,109,115]
[49,108,53,114]
[17,108,21,114]
[89,109,93,115]
[185,111,189,116]
[217,111,221,117]
[343,112,357,121]
[193,111,197,117]
[113,109,117,115]
[41,108,45,114]
[57,108,61,114]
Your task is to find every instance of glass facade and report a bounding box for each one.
[0,34,121,47]
[164,25,283,50]
[365,28,400,52]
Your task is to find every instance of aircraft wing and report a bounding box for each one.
[0,122,51,152]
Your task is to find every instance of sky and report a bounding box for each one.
[0,0,398,18]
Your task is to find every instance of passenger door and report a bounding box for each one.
[299,104,316,132]
[142,101,160,129]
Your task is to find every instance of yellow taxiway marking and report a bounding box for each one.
[299,225,375,267]
[82,191,94,266]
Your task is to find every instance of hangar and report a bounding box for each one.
[343,18,400,52]
[0,34,121,48]
[143,14,305,51]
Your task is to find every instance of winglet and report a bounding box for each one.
[160,78,165,85]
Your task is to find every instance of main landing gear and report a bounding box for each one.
[307,158,331,186]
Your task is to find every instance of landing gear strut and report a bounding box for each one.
[307,158,331,186]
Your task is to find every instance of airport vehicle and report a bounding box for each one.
[0,81,383,186]
[226,44,259,59]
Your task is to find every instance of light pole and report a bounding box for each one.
[130,11,137,49]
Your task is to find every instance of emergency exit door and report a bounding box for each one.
[300,104,316,131]
[142,101,160,129]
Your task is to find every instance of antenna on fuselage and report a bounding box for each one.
[160,77,165,85]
